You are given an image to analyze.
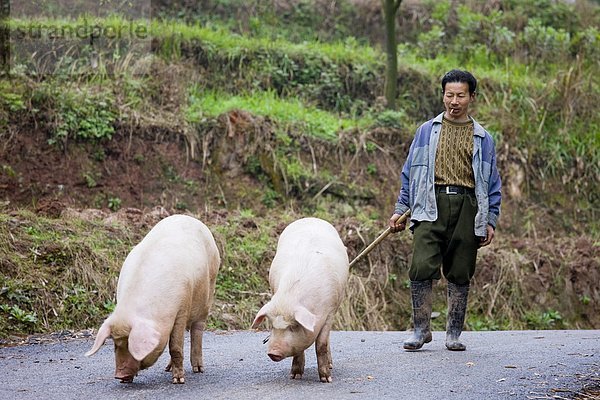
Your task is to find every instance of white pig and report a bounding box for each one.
[251,217,349,383]
[85,214,220,384]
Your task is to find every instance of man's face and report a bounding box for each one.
[442,82,474,122]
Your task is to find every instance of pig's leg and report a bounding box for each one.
[327,336,333,369]
[190,319,205,373]
[290,352,305,379]
[316,321,334,383]
[166,317,187,384]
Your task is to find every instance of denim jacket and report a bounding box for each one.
[394,113,501,237]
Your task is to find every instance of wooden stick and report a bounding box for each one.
[348,210,410,269]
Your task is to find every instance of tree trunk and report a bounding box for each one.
[0,0,9,75]
[382,0,402,110]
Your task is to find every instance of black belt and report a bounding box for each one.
[435,185,474,195]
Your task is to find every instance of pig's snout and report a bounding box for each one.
[115,366,138,383]
[268,353,284,362]
[115,372,135,383]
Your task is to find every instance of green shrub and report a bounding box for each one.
[53,94,116,144]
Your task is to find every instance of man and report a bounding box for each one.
[389,69,501,351]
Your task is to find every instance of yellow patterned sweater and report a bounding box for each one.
[434,117,475,188]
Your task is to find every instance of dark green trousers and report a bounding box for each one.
[410,191,479,285]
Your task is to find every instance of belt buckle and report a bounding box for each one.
[445,186,458,195]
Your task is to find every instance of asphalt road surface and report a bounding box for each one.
[1,330,598,400]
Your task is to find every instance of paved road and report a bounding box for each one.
[1,330,598,399]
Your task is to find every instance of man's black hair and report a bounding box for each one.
[441,69,477,95]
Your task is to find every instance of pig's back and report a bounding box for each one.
[269,218,349,301]
[116,215,220,305]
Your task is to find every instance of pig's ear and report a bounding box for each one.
[251,302,271,329]
[85,320,112,356]
[128,319,161,361]
[294,306,316,333]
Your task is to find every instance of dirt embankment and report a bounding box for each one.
[1,111,599,333]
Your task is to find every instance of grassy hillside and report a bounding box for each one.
[0,0,599,340]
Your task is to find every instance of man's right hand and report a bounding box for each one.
[389,213,407,233]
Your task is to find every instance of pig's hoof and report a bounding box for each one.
[165,362,172,372]
[172,376,185,384]
[320,375,333,383]
[290,373,303,380]
[193,366,205,373]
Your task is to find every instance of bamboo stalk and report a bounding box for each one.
[348,210,410,269]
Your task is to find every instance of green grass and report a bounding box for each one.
[0,210,135,336]
[186,89,370,140]
[151,19,381,65]
[9,16,380,65]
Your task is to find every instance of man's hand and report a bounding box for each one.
[389,213,407,233]
[478,225,495,247]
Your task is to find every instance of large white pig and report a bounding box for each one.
[251,217,349,383]
[85,214,220,384]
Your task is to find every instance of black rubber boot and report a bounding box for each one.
[403,280,433,350]
[446,281,469,351]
